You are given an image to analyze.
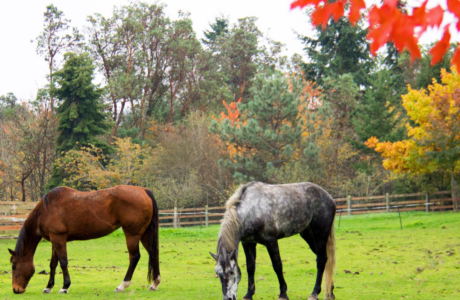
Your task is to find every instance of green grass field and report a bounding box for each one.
[1,211,459,300]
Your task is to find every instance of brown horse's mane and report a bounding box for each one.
[13,207,42,258]
[43,187,68,208]
[13,226,27,259]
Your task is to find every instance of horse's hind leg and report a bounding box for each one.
[43,246,58,293]
[265,239,289,300]
[115,232,141,292]
[242,242,257,300]
[49,234,71,294]
[302,228,334,300]
[300,228,317,255]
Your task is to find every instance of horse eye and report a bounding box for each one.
[12,265,16,270]
[229,270,234,275]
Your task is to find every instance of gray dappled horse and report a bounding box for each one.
[210,182,336,300]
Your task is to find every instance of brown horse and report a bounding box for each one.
[7,185,161,294]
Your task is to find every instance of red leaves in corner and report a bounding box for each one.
[291,0,460,69]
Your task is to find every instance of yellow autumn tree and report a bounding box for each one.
[56,137,154,190]
[367,68,460,210]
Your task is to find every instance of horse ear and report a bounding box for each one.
[8,249,15,256]
[229,249,236,260]
[209,252,218,261]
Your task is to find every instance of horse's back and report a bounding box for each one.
[238,182,335,240]
[38,186,153,241]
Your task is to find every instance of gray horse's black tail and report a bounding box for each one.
[142,189,160,285]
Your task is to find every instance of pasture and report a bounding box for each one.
[0,211,459,300]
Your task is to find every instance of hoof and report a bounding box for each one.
[325,294,335,300]
[42,288,52,293]
[114,288,125,293]
[58,289,68,294]
[149,275,160,291]
[308,296,319,300]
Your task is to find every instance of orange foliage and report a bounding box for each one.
[220,98,241,124]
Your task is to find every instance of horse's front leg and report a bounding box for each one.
[265,239,288,300]
[42,246,58,293]
[242,242,257,300]
[50,234,71,294]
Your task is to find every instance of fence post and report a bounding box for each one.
[452,173,458,212]
[386,193,390,213]
[347,196,351,216]
[426,192,430,213]
[205,205,209,227]
[173,206,178,229]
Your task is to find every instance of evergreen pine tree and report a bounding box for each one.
[211,72,305,182]
[201,16,229,46]
[299,18,374,87]
[45,52,111,191]
[352,69,405,152]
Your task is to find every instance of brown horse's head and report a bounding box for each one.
[8,248,35,294]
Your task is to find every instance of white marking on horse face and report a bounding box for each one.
[229,281,239,298]
[230,259,235,269]
[226,265,241,300]
[215,264,223,274]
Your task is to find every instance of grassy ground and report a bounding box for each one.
[0,211,459,300]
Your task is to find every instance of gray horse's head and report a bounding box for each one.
[210,248,241,300]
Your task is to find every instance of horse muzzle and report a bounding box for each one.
[13,287,25,294]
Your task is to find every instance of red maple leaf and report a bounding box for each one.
[290,0,322,9]
[430,27,451,66]
[349,0,365,25]
[312,5,332,29]
[452,46,460,70]
[448,0,460,19]
[425,6,444,27]
[330,1,345,22]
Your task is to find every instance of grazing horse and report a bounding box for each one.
[210,182,336,300]
[7,185,161,294]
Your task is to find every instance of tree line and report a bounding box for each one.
[0,2,458,209]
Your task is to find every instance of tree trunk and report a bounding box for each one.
[21,178,26,202]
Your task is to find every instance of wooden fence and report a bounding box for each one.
[0,190,456,234]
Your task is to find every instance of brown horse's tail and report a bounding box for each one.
[324,220,336,298]
[142,189,160,285]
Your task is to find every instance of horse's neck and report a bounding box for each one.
[217,225,241,258]
[17,209,42,259]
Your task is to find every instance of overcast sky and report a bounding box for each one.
[0,0,455,100]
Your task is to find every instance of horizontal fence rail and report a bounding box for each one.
[0,190,457,234]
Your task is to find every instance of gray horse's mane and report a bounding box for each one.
[216,184,246,256]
